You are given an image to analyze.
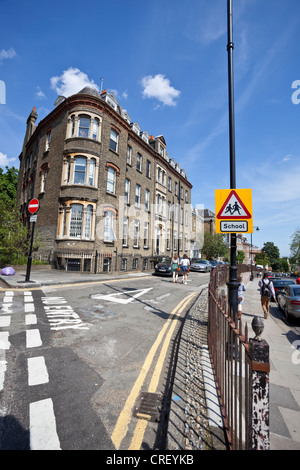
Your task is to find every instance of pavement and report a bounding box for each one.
[1,267,300,450]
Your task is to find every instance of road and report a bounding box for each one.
[0,271,210,450]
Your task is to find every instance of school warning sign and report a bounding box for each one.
[215,189,253,234]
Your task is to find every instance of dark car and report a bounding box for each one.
[154,257,183,276]
[277,284,300,321]
[207,260,218,269]
[272,279,295,298]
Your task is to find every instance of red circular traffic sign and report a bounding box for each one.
[28,198,40,214]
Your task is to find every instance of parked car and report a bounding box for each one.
[154,257,183,276]
[190,259,212,272]
[207,260,218,269]
[272,279,295,298]
[277,284,300,321]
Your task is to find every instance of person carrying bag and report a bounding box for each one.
[258,272,276,319]
[171,253,179,283]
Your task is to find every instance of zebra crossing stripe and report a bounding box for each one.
[28,356,49,386]
[26,329,42,348]
[29,398,61,450]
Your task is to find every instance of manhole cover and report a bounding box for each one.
[133,392,163,422]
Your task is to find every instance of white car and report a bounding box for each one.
[190,259,212,272]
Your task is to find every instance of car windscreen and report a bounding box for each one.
[274,281,294,286]
[291,287,300,296]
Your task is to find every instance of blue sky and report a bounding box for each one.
[1,0,300,258]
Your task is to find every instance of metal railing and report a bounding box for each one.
[208,264,270,450]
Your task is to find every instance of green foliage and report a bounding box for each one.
[255,252,269,266]
[237,250,245,264]
[0,166,19,210]
[290,228,300,264]
[262,241,280,265]
[0,166,43,266]
[202,233,228,260]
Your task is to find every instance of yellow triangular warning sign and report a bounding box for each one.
[216,190,251,219]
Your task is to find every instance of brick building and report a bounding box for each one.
[17,87,193,273]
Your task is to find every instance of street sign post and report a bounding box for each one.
[215,188,253,234]
[25,199,39,282]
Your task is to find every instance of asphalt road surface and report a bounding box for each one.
[0,271,210,450]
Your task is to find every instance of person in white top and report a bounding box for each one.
[258,272,276,319]
[180,254,190,285]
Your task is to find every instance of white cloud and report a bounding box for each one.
[141,74,180,107]
[0,48,16,62]
[50,67,99,97]
[0,152,15,167]
[36,87,46,99]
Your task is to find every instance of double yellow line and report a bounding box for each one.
[111,290,198,450]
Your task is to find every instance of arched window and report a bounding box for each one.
[67,111,102,142]
[78,115,91,138]
[57,201,96,240]
[74,157,87,184]
[69,204,83,238]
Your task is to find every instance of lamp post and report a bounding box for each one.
[250,226,260,280]
[226,0,239,321]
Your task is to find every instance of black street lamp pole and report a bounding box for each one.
[226,0,239,321]
[250,226,260,280]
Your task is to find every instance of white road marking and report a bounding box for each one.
[0,316,11,327]
[25,303,35,313]
[26,329,42,348]
[28,356,49,386]
[91,288,153,304]
[29,398,61,450]
[25,314,37,325]
[0,304,12,314]
[0,332,10,350]
[0,360,7,391]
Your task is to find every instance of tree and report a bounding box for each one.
[255,252,269,266]
[237,250,245,264]
[0,166,43,266]
[290,229,300,264]
[261,241,280,265]
[0,166,18,210]
[202,233,228,260]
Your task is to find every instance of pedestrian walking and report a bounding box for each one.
[238,275,246,319]
[180,254,190,285]
[171,253,180,283]
[258,272,277,319]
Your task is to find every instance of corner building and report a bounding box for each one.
[17,87,193,273]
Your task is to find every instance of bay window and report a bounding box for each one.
[57,201,96,240]
[62,154,98,187]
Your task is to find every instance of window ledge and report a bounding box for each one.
[109,148,119,156]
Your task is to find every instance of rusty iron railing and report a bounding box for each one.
[208,264,270,450]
